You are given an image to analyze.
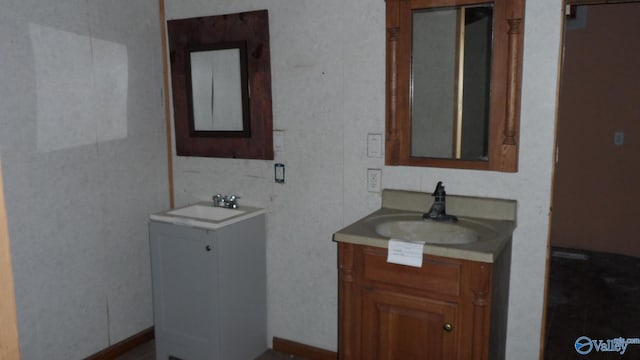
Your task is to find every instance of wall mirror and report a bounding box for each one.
[168,10,273,159]
[385,0,525,172]
[189,42,250,134]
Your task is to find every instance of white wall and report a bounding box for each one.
[0,0,168,358]
[167,0,563,358]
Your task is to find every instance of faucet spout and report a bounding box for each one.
[423,181,458,222]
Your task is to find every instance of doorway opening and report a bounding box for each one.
[544,2,640,358]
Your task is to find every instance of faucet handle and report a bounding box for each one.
[212,194,224,207]
[226,194,240,209]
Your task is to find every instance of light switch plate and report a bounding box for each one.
[273,130,285,152]
[367,168,382,193]
[367,133,382,158]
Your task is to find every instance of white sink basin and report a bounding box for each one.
[366,213,498,245]
[167,205,244,221]
[375,220,479,244]
[150,202,265,230]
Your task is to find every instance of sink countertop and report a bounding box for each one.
[150,202,266,231]
[333,190,517,263]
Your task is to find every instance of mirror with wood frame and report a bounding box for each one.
[385,0,525,172]
[168,10,273,160]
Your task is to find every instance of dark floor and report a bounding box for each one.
[544,247,640,359]
[115,340,306,360]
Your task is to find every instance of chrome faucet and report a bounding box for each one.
[423,182,458,222]
[212,194,239,209]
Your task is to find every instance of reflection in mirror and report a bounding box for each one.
[411,5,493,160]
[189,44,249,133]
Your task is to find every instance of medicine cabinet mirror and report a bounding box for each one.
[385,0,525,172]
[168,10,273,159]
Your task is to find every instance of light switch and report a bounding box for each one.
[273,130,285,152]
[367,133,382,158]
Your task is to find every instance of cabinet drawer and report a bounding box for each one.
[362,247,461,297]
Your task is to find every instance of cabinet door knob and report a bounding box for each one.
[205,245,212,251]
[443,323,453,332]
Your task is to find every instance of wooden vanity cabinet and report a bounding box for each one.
[338,242,510,360]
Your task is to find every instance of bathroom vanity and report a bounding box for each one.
[333,190,516,360]
[149,202,266,360]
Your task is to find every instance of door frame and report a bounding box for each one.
[0,157,21,359]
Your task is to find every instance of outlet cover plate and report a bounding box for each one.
[367,168,382,193]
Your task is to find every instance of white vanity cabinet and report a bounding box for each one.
[149,207,266,360]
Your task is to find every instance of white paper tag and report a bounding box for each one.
[387,239,425,267]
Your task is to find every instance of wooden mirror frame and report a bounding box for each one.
[168,10,274,159]
[385,0,525,172]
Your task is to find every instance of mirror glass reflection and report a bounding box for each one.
[411,4,493,160]
[188,43,249,133]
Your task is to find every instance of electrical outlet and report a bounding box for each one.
[274,163,285,184]
[367,168,382,193]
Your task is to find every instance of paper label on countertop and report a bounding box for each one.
[387,239,425,267]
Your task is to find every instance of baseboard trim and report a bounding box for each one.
[272,337,337,360]
[85,327,154,360]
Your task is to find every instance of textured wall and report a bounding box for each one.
[166,0,563,358]
[0,0,168,358]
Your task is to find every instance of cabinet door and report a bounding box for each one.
[361,288,459,360]
[150,224,219,358]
